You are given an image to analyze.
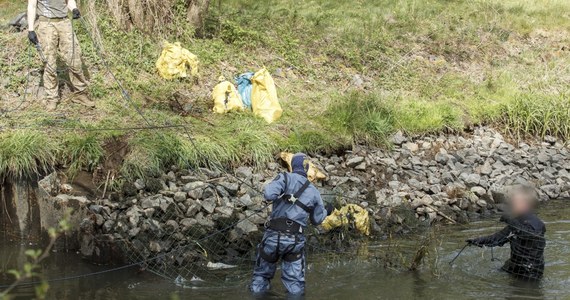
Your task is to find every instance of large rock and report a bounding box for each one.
[141,195,161,209]
[404,142,419,152]
[540,184,560,199]
[219,182,239,196]
[464,174,481,187]
[391,131,407,145]
[174,191,187,202]
[235,167,253,179]
[411,196,433,209]
[470,186,487,197]
[183,181,207,192]
[346,156,365,168]
[236,219,258,235]
[202,198,217,214]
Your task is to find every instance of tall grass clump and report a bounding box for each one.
[327,92,394,146]
[121,132,187,180]
[0,131,59,179]
[501,94,570,141]
[62,134,105,177]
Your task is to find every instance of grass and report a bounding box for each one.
[0,131,58,179]
[0,0,569,181]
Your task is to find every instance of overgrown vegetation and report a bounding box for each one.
[0,0,569,181]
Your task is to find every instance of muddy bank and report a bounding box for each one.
[72,127,570,264]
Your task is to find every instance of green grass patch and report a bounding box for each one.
[0,131,59,178]
[500,94,570,140]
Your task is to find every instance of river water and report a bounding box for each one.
[2,200,569,300]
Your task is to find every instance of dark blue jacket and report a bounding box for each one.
[264,173,327,227]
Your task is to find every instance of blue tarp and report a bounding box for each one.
[235,72,254,109]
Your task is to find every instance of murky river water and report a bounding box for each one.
[2,201,569,299]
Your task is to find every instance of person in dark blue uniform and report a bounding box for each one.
[250,153,333,296]
[467,186,546,280]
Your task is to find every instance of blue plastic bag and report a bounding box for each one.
[235,72,254,109]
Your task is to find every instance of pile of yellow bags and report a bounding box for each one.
[321,204,371,236]
[211,68,282,123]
[280,152,326,182]
[156,41,199,79]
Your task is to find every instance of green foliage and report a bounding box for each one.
[62,134,105,177]
[501,94,570,140]
[0,209,73,299]
[0,131,59,178]
[327,92,394,146]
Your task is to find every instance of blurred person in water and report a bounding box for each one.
[467,185,546,280]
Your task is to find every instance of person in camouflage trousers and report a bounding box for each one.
[27,0,94,111]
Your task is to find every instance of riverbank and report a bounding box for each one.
[1,0,570,183]
[71,127,569,265]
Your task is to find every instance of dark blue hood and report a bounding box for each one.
[291,153,309,178]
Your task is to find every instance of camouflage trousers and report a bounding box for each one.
[36,18,88,102]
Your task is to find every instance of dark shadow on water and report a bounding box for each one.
[505,277,544,300]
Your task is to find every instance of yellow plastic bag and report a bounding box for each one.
[280,152,326,182]
[156,41,199,79]
[322,204,370,236]
[212,78,244,114]
[251,68,282,123]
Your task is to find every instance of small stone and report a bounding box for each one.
[441,173,454,184]
[411,196,433,209]
[180,175,199,183]
[435,153,448,164]
[236,167,253,179]
[183,181,206,192]
[480,162,493,175]
[470,186,486,197]
[404,142,419,152]
[202,198,217,214]
[95,214,105,226]
[141,195,161,209]
[149,241,162,253]
[165,220,179,231]
[133,178,146,190]
[544,135,557,145]
[236,219,258,235]
[537,153,550,164]
[103,220,115,233]
[128,227,140,237]
[392,131,407,145]
[346,156,365,168]
[215,206,234,216]
[180,218,197,228]
[89,204,103,214]
[464,174,481,187]
[239,194,254,207]
[187,188,203,200]
[174,191,187,202]
[388,181,400,190]
[476,200,488,208]
[219,182,239,196]
[355,162,367,171]
[186,203,201,217]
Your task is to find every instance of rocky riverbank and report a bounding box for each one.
[77,127,569,263]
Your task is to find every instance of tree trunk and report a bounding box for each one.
[186,0,211,30]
